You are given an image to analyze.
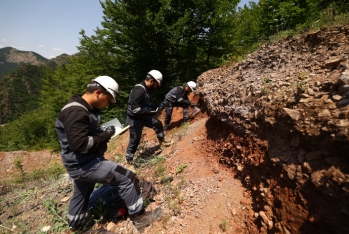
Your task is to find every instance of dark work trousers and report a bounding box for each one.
[66,157,143,229]
[125,115,164,160]
[164,104,189,130]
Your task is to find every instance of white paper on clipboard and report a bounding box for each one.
[100,118,130,138]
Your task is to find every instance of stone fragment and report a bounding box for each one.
[307,88,315,96]
[324,56,343,69]
[318,109,331,120]
[61,196,70,202]
[332,94,342,101]
[338,70,349,85]
[283,108,300,121]
[299,98,313,103]
[336,119,349,127]
[232,209,237,215]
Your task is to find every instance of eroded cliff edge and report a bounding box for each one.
[197,25,349,233]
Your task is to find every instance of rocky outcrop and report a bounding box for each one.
[197,25,349,233]
[5,48,45,65]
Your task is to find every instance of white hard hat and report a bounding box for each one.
[93,76,119,103]
[147,70,163,86]
[187,81,197,91]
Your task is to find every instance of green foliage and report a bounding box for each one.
[42,198,68,232]
[13,156,26,184]
[307,2,349,29]
[219,219,228,232]
[258,0,308,37]
[78,0,239,97]
[164,176,186,215]
[3,159,65,186]
[225,1,262,61]
[0,108,60,151]
[0,64,52,124]
[176,164,187,174]
[154,157,166,178]
[31,162,65,180]
[0,62,19,79]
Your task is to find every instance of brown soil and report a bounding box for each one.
[0,150,61,179]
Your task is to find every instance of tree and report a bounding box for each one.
[78,0,239,96]
[226,1,262,58]
[258,0,308,37]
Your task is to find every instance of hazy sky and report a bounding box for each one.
[1,0,258,59]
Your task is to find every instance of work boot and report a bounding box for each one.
[126,155,134,164]
[130,207,162,231]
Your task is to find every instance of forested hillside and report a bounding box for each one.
[0,47,47,79]
[0,0,348,152]
[0,65,50,124]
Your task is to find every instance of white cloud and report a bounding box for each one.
[0,45,3,48]
[1,38,7,42]
[52,47,64,52]
[38,44,45,48]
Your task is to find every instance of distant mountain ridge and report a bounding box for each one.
[0,47,70,79]
[0,47,49,79]
[0,47,71,124]
[0,47,47,64]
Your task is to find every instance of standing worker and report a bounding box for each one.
[55,76,161,232]
[125,70,172,163]
[160,81,197,131]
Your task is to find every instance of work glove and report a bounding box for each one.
[99,126,116,142]
[99,142,108,155]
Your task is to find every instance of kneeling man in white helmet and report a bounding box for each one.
[55,76,161,232]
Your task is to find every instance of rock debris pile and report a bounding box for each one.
[197,24,349,233]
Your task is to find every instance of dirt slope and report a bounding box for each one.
[197,24,349,233]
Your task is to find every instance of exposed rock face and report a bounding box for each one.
[5,48,45,65]
[198,25,349,233]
